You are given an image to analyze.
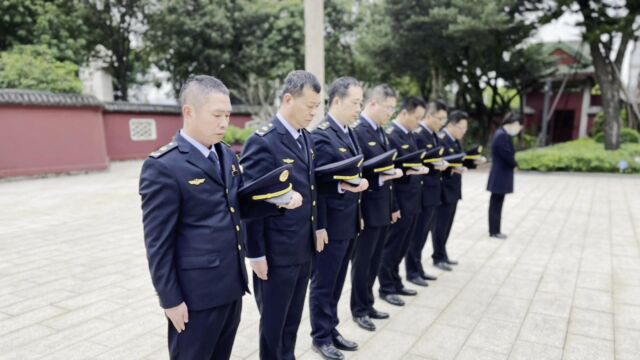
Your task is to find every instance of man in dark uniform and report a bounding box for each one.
[139,75,249,360]
[240,70,322,360]
[379,97,429,306]
[350,84,403,331]
[487,112,521,239]
[432,110,483,271]
[309,77,370,360]
[405,100,449,286]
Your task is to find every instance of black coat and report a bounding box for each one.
[414,124,442,208]
[352,116,398,227]
[311,116,363,241]
[386,122,422,216]
[487,127,517,194]
[139,132,249,311]
[439,132,463,204]
[240,117,318,266]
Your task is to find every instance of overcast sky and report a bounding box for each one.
[134,12,636,104]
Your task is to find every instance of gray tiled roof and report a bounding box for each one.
[0,89,102,107]
[0,89,260,114]
[104,101,180,114]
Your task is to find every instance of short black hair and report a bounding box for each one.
[426,99,448,115]
[179,75,229,107]
[328,76,361,105]
[447,110,469,125]
[365,84,397,104]
[280,70,321,100]
[501,111,523,125]
[400,97,426,113]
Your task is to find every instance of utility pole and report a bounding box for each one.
[304,0,325,129]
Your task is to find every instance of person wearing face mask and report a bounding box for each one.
[487,112,522,239]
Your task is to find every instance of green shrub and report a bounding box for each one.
[0,44,82,93]
[621,128,640,143]
[516,138,640,173]
[591,109,630,136]
[223,126,256,145]
[593,128,640,144]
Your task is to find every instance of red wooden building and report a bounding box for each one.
[523,41,602,144]
[0,89,252,178]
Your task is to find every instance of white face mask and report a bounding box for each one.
[504,123,522,136]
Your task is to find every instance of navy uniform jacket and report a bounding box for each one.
[487,127,517,194]
[312,116,363,241]
[386,122,422,217]
[139,132,249,312]
[414,124,442,208]
[439,132,463,205]
[240,118,318,266]
[352,116,398,227]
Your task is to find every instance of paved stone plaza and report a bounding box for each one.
[1,160,640,359]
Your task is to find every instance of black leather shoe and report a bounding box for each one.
[353,315,376,331]
[380,293,405,306]
[332,334,358,351]
[490,233,508,239]
[446,259,459,266]
[396,287,418,296]
[313,343,344,360]
[434,261,453,271]
[421,272,438,281]
[408,276,429,287]
[368,308,389,319]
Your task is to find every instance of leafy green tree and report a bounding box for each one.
[0,0,89,64]
[518,0,640,150]
[0,45,83,93]
[80,0,149,101]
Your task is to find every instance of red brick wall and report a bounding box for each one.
[103,112,252,161]
[0,105,109,178]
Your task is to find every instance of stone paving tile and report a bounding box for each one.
[409,324,471,360]
[508,340,563,360]
[455,346,507,360]
[464,317,520,354]
[614,327,640,360]
[2,163,640,359]
[518,313,568,348]
[562,334,614,360]
[567,308,614,341]
[528,291,573,318]
[483,296,529,324]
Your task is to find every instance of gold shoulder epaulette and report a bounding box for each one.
[150,141,177,158]
[318,121,331,130]
[256,123,275,137]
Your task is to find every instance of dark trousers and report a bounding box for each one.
[432,201,458,263]
[310,237,355,346]
[489,193,506,235]
[350,225,388,317]
[254,262,311,360]
[378,213,418,295]
[405,206,437,279]
[168,299,242,360]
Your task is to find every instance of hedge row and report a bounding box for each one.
[516,139,640,173]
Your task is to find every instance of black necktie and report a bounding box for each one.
[377,127,386,144]
[296,133,307,160]
[347,130,357,153]
[207,151,221,174]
